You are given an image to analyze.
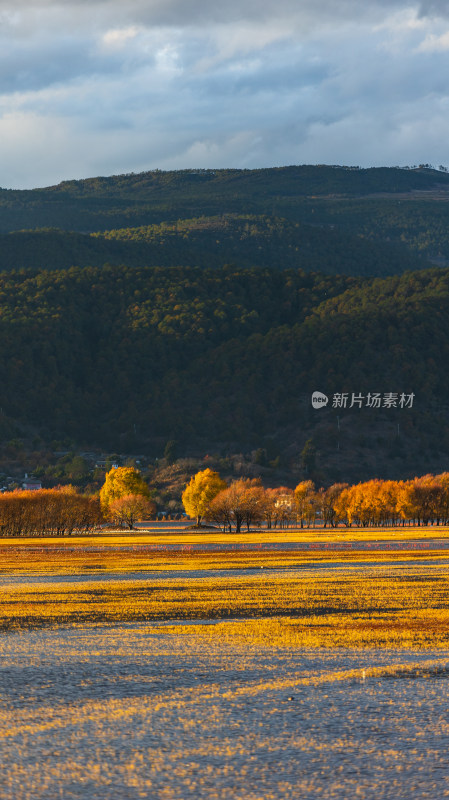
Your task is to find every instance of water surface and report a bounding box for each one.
[0,623,448,799]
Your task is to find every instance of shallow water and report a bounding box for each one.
[2,557,449,588]
[0,622,448,799]
[4,538,449,554]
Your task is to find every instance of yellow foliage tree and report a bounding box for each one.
[397,475,441,526]
[316,483,348,528]
[107,494,156,530]
[294,480,315,528]
[100,467,150,512]
[181,468,227,526]
[208,479,267,533]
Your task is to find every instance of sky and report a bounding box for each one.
[1,0,449,188]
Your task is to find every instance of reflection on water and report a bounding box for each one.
[0,623,448,799]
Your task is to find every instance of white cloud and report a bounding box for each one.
[102,26,140,49]
[417,30,449,50]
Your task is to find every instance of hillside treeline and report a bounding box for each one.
[0,165,446,233]
[0,487,102,536]
[0,263,448,478]
[0,166,448,267]
[0,215,425,277]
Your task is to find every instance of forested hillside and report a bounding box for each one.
[0,165,448,273]
[0,216,425,277]
[0,164,448,483]
[0,262,447,483]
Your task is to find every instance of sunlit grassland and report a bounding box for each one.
[0,546,447,575]
[2,545,449,648]
[3,532,449,799]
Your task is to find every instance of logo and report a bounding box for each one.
[312,391,329,409]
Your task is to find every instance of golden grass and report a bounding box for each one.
[2,548,449,648]
[163,610,449,649]
[0,546,447,575]
[3,532,449,799]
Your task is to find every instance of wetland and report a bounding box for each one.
[1,529,449,798]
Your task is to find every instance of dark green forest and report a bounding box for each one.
[0,216,425,277]
[1,164,447,233]
[1,164,449,483]
[0,164,449,270]
[0,262,447,482]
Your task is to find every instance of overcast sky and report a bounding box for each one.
[1,0,449,188]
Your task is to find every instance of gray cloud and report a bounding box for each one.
[0,0,448,188]
[418,0,449,17]
[0,0,423,29]
[0,37,121,93]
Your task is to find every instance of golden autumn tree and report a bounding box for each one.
[181,468,227,526]
[374,480,399,526]
[435,473,449,523]
[353,480,380,526]
[208,479,266,533]
[397,475,442,526]
[207,487,234,533]
[342,482,371,526]
[239,480,267,532]
[333,485,355,526]
[317,483,348,528]
[100,467,150,513]
[294,480,315,528]
[263,487,280,530]
[107,494,156,529]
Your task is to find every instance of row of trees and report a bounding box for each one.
[4,466,449,537]
[0,487,102,536]
[0,467,157,536]
[181,469,328,533]
[335,474,449,527]
[182,469,449,531]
